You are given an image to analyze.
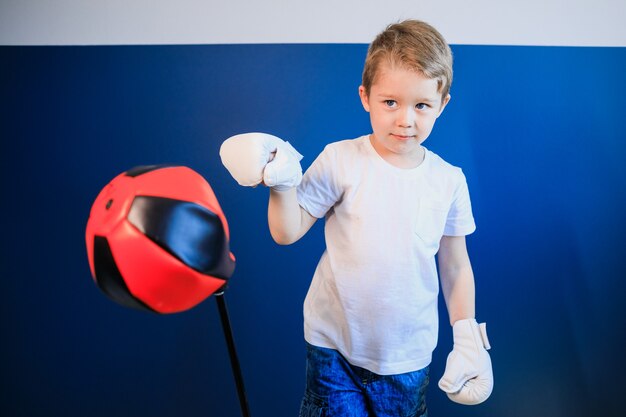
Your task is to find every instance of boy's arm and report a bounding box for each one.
[438,235,475,325]
[437,234,493,405]
[268,188,317,245]
[219,132,315,244]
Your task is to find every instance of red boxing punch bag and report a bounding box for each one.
[85,165,235,314]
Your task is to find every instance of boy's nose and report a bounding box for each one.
[397,107,415,127]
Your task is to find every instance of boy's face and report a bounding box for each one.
[359,64,450,167]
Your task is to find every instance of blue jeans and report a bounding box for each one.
[299,343,429,417]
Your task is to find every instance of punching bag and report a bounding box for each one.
[85,165,235,314]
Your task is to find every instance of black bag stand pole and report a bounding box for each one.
[214,292,251,417]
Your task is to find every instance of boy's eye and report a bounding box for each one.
[416,103,429,110]
[384,100,397,107]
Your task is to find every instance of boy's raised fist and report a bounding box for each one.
[220,132,303,191]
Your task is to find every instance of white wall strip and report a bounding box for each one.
[1,0,625,46]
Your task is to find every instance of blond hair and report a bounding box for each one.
[362,20,453,101]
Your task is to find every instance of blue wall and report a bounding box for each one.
[1,44,625,416]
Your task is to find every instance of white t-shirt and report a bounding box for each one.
[297,135,476,375]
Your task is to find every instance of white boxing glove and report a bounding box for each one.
[438,318,493,405]
[219,132,303,191]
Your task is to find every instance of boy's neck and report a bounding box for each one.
[369,135,426,169]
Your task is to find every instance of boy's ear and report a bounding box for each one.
[358,86,371,112]
[437,94,451,118]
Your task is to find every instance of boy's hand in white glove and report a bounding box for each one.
[219,132,303,191]
[439,318,493,405]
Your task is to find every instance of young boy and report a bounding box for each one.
[220,19,493,417]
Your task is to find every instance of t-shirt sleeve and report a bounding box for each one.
[443,169,477,236]
[297,145,341,219]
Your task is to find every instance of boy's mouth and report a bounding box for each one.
[391,133,416,140]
